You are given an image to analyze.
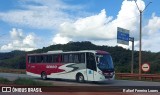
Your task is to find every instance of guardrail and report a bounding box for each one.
[116,73,160,81]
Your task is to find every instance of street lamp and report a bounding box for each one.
[133,0,152,80]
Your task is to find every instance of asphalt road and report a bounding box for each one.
[1,73,160,95]
[0,72,160,86]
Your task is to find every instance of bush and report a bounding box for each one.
[0,77,10,84]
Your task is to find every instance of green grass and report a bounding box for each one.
[0,77,11,84]
[14,78,53,86]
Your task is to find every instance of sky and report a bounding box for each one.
[0,0,160,52]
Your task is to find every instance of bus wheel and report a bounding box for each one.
[41,72,47,80]
[77,74,84,83]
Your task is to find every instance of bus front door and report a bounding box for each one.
[86,53,97,81]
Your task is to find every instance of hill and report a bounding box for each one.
[0,41,160,73]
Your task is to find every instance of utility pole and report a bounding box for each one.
[134,0,152,80]
[139,10,142,79]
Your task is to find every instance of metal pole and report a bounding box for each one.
[133,0,151,80]
[139,11,142,80]
[131,37,134,74]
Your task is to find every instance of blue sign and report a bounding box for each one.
[117,27,129,45]
[117,31,129,41]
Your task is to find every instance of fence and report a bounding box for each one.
[116,73,160,81]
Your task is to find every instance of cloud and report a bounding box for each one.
[141,13,160,52]
[142,32,160,52]
[53,0,145,49]
[0,0,84,30]
[143,13,160,35]
[0,0,160,52]
[0,28,38,51]
[58,9,114,40]
[10,28,23,40]
[52,34,72,44]
[53,0,160,52]
[0,9,68,30]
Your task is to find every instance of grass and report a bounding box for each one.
[0,77,53,86]
[0,77,11,84]
[14,78,53,86]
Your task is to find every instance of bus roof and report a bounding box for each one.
[27,50,109,56]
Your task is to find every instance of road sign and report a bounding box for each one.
[142,63,150,72]
[117,27,129,45]
[129,37,134,42]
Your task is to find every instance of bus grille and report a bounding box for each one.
[105,75,113,78]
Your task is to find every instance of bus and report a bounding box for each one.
[26,50,115,82]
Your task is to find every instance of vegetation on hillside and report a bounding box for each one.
[0,41,159,74]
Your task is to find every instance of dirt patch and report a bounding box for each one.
[0,69,25,74]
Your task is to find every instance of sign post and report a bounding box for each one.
[129,37,134,74]
[117,27,134,74]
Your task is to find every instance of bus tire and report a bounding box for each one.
[76,73,84,83]
[41,72,47,80]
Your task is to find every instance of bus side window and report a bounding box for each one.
[63,54,69,63]
[43,55,47,63]
[73,54,79,63]
[28,56,35,63]
[52,55,59,63]
[60,54,63,63]
[28,56,31,63]
[69,54,73,63]
[36,56,42,63]
[47,55,52,63]
[80,53,85,63]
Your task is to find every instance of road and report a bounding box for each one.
[0,72,160,86]
[0,73,160,95]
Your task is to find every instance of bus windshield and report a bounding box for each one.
[96,54,114,71]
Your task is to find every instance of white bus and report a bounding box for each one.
[26,50,115,82]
